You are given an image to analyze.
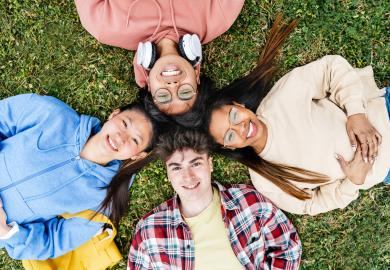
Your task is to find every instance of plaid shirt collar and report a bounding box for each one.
[170,181,239,228]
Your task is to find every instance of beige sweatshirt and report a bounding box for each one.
[250,55,390,215]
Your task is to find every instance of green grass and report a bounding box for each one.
[0,0,389,269]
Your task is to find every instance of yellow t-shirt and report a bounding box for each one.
[184,188,244,270]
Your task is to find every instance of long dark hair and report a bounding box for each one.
[206,15,329,200]
[99,102,159,226]
[144,75,214,128]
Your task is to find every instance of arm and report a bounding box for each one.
[0,216,103,260]
[301,55,366,116]
[261,204,302,269]
[128,226,151,270]
[0,94,33,141]
[299,55,382,159]
[250,169,360,216]
[74,0,136,50]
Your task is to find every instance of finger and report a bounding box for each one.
[357,135,369,163]
[374,130,382,146]
[334,153,349,171]
[352,146,363,161]
[370,136,378,164]
[347,130,358,152]
[367,139,376,164]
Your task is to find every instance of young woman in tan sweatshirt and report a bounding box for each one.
[205,18,390,215]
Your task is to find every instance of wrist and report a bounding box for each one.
[0,223,12,236]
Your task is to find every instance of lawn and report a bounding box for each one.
[0,0,389,269]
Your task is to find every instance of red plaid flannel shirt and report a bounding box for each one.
[128,182,301,269]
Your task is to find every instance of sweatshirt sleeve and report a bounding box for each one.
[74,0,136,50]
[0,94,34,142]
[295,55,366,116]
[0,216,103,260]
[250,169,360,216]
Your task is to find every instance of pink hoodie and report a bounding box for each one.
[75,0,245,88]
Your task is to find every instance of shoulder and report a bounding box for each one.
[134,198,176,232]
[222,183,276,218]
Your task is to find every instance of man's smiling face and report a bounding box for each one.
[165,148,213,203]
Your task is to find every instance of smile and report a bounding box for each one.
[182,182,200,190]
[161,65,182,77]
[246,121,257,138]
[107,136,118,151]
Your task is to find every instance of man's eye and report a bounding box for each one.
[192,162,201,167]
[171,167,181,171]
[122,120,127,128]
[132,138,139,146]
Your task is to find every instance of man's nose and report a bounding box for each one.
[183,168,195,181]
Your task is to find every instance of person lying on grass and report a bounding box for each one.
[128,128,302,269]
[0,93,156,259]
[203,17,390,215]
[75,0,244,125]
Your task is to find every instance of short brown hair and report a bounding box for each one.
[156,127,211,161]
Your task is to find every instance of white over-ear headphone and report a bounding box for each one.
[136,34,202,70]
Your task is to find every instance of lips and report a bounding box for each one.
[161,65,182,77]
[107,135,118,152]
[246,121,257,138]
[182,182,200,190]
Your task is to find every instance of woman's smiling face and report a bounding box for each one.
[209,103,264,149]
[98,109,153,161]
[148,54,200,115]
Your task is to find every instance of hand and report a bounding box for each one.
[0,199,11,236]
[335,146,373,185]
[346,113,382,164]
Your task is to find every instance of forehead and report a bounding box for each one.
[209,105,233,141]
[166,148,208,164]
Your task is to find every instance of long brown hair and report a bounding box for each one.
[206,15,329,200]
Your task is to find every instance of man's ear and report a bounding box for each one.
[232,101,245,108]
[108,109,121,120]
[208,156,213,172]
[130,151,148,161]
[195,64,201,85]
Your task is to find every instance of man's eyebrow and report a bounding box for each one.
[189,157,203,163]
[167,162,181,167]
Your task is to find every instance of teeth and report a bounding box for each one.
[184,183,198,189]
[161,70,181,76]
[108,137,118,151]
[247,122,254,138]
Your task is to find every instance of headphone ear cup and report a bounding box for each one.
[136,42,157,70]
[178,34,202,66]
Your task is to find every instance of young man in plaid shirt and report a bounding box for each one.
[128,128,302,269]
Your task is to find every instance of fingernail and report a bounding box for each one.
[352,145,357,152]
[364,157,368,163]
[334,153,340,159]
[370,159,374,164]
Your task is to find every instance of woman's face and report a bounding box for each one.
[98,109,153,161]
[209,103,264,149]
[148,54,200,115]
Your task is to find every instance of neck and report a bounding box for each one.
[253,119,268,154]
[156,38,179,57]
[80,134,111,166]
[179,188,214,218]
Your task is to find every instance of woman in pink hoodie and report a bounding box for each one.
[75,0,244,120]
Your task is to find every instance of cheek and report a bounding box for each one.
[119,143,139,159]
